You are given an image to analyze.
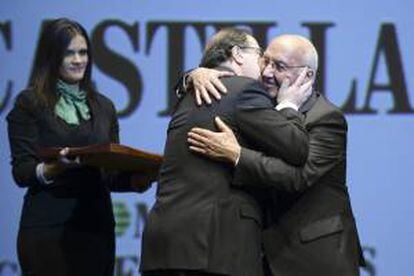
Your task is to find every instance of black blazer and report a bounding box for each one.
[233,92,365,276]
[7,89,130,233]
[140,73,308,276]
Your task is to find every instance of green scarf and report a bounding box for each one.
[55,79,91,125]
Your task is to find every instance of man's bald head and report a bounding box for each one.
[267,34,318,72]
[260,34,318,97]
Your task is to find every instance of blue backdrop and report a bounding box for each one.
[1,1,413,275]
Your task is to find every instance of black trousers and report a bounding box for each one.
[263,255,273,276]
[17,226,115,276]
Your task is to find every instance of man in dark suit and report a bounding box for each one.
[186,35,365,276]
[140,29,311,276]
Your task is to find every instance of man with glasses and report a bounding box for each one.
[140,29,311,276]
[184,34,365,275]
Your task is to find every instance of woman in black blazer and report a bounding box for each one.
[7,18,150,276]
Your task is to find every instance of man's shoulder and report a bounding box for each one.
[220,76,273,107]
[308,93,347,126]
[310,93,343,115]
[221,76,267,94]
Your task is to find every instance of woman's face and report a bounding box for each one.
[59,34,88,84]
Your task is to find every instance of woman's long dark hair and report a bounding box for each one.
[29,18,95,107]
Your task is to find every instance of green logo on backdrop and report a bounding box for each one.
[113,201,131,237]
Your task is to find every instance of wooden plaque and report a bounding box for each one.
[38,143,163,173]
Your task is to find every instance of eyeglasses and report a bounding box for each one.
[239,46,264,57]
[261,56,308,73]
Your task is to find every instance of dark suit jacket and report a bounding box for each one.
[140,73,308,276]
[233,92,365,276]
[7,89,131,233]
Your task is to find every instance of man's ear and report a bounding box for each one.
[306,69,314,80]
[231,46,244,65]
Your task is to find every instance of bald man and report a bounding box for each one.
[184,34,365,276]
